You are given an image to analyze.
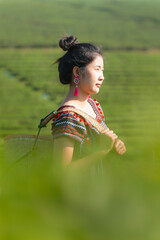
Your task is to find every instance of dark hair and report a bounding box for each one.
[55,35,103,84]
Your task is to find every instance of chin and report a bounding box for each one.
[89,88,99,95]
[93,89,99,94]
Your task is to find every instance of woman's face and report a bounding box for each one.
[79,54,104,95]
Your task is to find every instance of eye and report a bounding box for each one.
[95,67,100,70]
[95,67,104,71]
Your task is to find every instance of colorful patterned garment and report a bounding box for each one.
[51,98,108,164]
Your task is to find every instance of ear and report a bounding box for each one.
[73,66,80,77]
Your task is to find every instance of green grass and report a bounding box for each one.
[0,0,159,48]
[0,67,55,139]
[0,48,61,99]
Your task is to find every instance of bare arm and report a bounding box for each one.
[53,136,109,170]
[53,136,74,167]
[53,128,126,170]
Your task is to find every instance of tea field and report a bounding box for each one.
[0,0,160,49]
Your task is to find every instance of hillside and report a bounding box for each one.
[0,0,160,49]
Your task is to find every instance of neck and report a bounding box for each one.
[63,85,90,107]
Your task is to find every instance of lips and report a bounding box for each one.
[96,84,101,88]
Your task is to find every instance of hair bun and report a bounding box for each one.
[59,35,79,51]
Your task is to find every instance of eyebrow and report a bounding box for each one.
[95,65,104,69]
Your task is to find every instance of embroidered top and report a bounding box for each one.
[51,98,108,162]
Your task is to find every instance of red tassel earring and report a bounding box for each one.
[74,76,80,96]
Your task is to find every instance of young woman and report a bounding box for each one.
[51,36,126,170]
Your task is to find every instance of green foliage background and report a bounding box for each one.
[0,0,160,48]
[0,0,160,239]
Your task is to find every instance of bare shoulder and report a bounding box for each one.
[59,100,76,108]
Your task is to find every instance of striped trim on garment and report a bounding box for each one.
[54,117,86,131]
[52,112,86,142]
[52,125,85,139]
[52,132,83,143]
[51,98,108,142]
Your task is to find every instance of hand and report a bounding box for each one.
[101,128,118,143]
[114,139,126,155]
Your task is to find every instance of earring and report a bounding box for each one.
[74,76,80,96]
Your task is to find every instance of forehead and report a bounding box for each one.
[88,55,104,67]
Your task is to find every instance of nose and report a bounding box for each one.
[99,72,104,81]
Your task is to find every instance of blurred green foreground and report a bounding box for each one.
[1,145,160,240]
[0,0,160,239]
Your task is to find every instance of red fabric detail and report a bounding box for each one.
[53,125,85,139]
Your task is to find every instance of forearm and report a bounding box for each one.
[68,150,108,171]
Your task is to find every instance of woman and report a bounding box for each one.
[51,36,126,170]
